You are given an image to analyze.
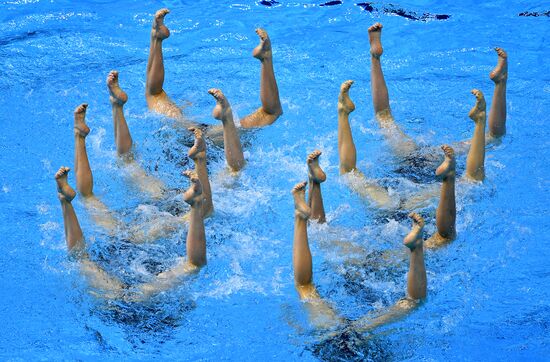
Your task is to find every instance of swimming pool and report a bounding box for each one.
[1,0,549,360]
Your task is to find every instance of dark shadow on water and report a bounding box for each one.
[258,0,281,6]
[320,0,343,6]
[0,29,54,47]
[309,327,394,361]
[91,294,196,348]
[356,2,450,22]
[394,149,441,184]
[339,249,407,306]
[518,11,550,17]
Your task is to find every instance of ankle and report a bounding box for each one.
[443,171,456,180]
[259,55,273,63]
[111,102,123,110]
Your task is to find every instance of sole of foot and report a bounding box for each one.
[468,89,486,122]
[403,212,424,250]
[338,80,356,113]
[208,88,232,120]
[292,181,311,220]
[183,170,203,205]
[74,103,90,137]
[489,47,508,83]
[107,70,128,105]
[368,23,383,58]
[152,8,170,40]
[55,166,76,202]
[307,150,326,183]
[435,145,456,178]
[252,28,272,60]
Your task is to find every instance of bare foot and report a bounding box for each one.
[435,145,456,179]
[55,166,76,202]
[292,181,311,220]
[182,170,203,206]
[106,70,128,105]
[152,8,170,40]
[489,47,508,83]
[307,150,326,183]
[368,23,383,59]
[208,88,232,121]
[468,89,486,123]
[338,80,356,114]
[188,127,206,161]
[252,28,272,61]
[403,212,424,250]
[74,103,90,137]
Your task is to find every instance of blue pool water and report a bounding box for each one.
[1,0,549,360]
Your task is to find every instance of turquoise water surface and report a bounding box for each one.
[0,0,549,360]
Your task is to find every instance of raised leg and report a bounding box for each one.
[73,104,93,197]
[108,71,166,199]
[403,213,427,300]
[145,9,187,121]
[488,47,508,139]
[183,170,207,268]
[465,90,487,181]
[368,23,389,116]
[426,146,456,248]
[240,28,283,128]
[55,167,125,295]
[292,182,313,291]
[146,9,169,96]
[292,182,342,329]
[352,213,427,333]
[368,23,417,157]
[55,167,84,252]
[73,104,120,230]
[307,150,327,223]
[188,128,213,217]
[107,71,132,156]
[209,88,245,171]
[336,79,393,208]
[338,80,357,174]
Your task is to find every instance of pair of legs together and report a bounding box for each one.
[365,22,507,156]
[73,71,166,235]
[146,9,282,130]
[423,88,487,247]
[73,89,168,242]
[292,181,427,331]
[55,165,208,298]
